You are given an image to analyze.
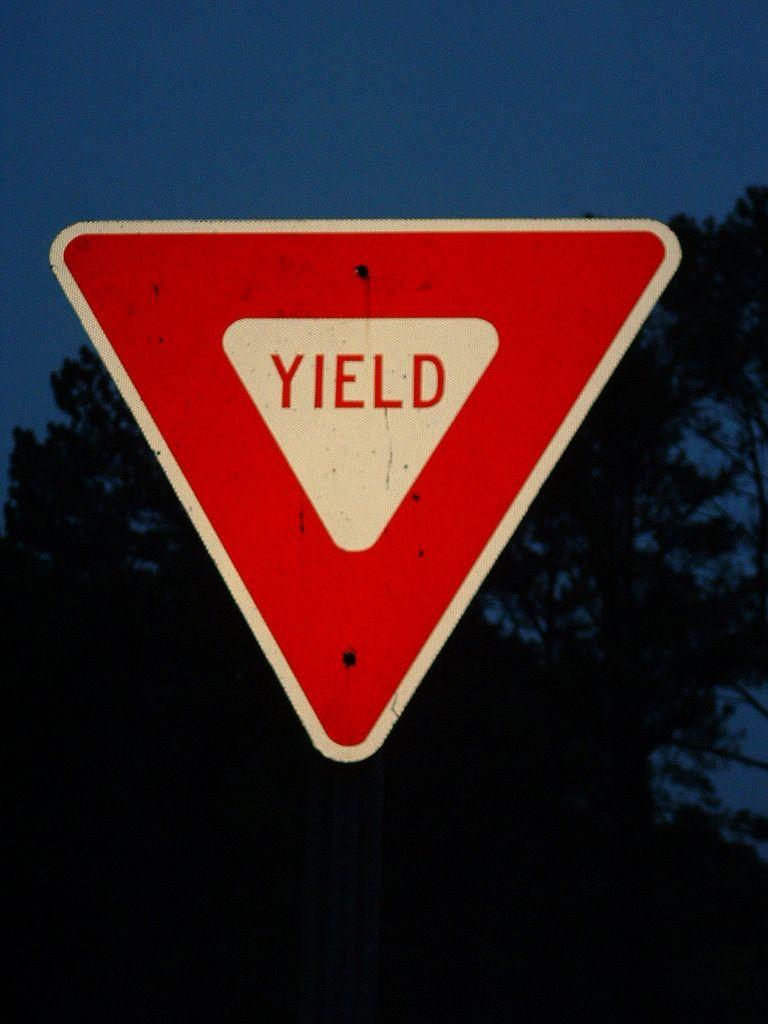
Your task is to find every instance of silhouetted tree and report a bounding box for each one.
[667,186,768,695]
[6,190,768,1022]
[4,350,312,1021]
[481,188,768,839]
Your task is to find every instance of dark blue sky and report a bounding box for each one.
[2,2,766,816]
[3,1,767,457]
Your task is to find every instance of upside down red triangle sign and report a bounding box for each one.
[51,219,680,760]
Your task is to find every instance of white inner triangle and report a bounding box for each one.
[223,317,499,551]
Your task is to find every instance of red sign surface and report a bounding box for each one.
[51,220,680,760]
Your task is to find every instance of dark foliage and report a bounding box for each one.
[5,191,768,1021]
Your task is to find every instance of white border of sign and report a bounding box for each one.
[50,219,681,762]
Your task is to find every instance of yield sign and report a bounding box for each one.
[50,219,680,761]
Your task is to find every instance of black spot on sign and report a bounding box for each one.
[342,649,356,668]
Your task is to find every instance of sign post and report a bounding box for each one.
[51,219,680,759]
[300,758,383,1022]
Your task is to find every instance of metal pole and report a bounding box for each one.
[300,754,383,1023]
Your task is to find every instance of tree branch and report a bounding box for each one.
[670,739,768,771]
[730,681,768,721]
